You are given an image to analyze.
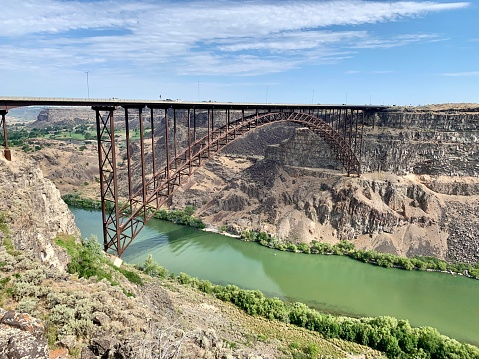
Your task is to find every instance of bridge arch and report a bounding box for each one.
[108,110,363,255]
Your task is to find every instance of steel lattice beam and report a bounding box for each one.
[102,108,369,255]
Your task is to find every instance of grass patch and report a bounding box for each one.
[108,263,143,286]
[0,212,8,235]
[0,276,12,307]
[0,212,17,255]
[55,234,143,288]
[54,234,79,257]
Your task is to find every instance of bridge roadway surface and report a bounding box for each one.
[0,96,387,111]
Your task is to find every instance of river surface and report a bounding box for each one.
[71,207,479,346]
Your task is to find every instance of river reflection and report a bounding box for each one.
[71,207,479,346]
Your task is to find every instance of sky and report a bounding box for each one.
[0,0,477,105]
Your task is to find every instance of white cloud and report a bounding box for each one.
[442,71,479,77]
[1,1,469,37]
[216,31,368,52]
[352,33,442,48]
[0,0,471,76]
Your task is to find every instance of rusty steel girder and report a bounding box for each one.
[99,107,367,256]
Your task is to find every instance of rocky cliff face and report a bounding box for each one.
[32,108,95,129]
[361,108,479,176]
[0,152,79,271]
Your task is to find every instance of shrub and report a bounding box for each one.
[304,343,320,358]
[12,282,42,300]
[17,297,38,314]
[177,272,192,285]
[241,230,257,242]
[56,235,141,292]
[46,292,69,308]
[287,243,298,252]
[116,267,143,285]
[61,194,102,209]
[140,255,169,278]
[297,242,311,253]
[197,279,213,294]
[257,232,270,246]
[67,237,111,281]
[170,271,479,359]
[154,207,205,229]
[311,242,333,254]
[335,240,355,253]
[49,304,75,327]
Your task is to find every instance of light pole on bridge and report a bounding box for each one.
[85,71,90,99]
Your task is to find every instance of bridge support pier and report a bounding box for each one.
[0,110,11,161]
[93,106,123,255]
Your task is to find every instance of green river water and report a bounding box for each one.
[71,207,479,346]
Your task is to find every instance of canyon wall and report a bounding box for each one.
[0,152,80,271]
[361,108,479,177]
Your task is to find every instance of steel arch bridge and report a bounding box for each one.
[0,98,387,256]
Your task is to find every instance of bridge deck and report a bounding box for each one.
[0,96,387,111]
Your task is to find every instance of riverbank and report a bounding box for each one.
[237,229,479,280]
[1,236,387,359]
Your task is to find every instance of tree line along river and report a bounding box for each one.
[70,207,479,346]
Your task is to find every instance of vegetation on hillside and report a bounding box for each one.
[2,234,384,358]
[62,194,103,209]
[5,122,150,153]
[55,234,143,290]
[1,234,144,353]
[154,206,206,229]
[5,123,95,152]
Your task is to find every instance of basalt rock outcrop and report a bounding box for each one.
[32,108,95,129]
[0,152,79,271]
[173,159,463,260]
[362,106,479,176]
[0,308,49,359]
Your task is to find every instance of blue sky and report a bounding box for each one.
[0,0,476,105]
